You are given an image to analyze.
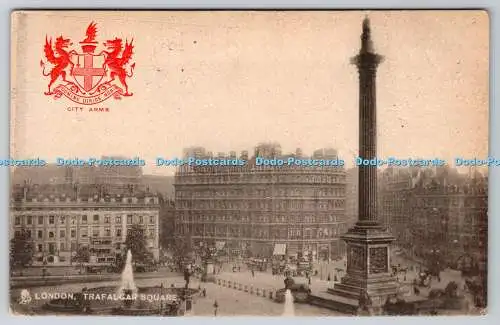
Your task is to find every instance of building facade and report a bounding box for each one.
[378,167,417,246]
[379,166,488,267]
[174,143,348,261]
[10,184,160,266]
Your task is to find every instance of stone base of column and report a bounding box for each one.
[326,223,398,315]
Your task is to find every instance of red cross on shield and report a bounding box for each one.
[71,53,106,92]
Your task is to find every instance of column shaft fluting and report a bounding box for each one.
[357,58,381,224]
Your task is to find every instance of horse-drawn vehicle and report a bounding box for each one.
[246,258,267,272]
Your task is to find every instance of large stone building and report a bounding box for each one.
[10,184,160,266]
[174,143,348,261]
[379,166,488,267]
[378,167,419,246]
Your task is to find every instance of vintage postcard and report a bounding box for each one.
[9,10,488,316]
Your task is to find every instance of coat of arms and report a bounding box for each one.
[40,22,135,105]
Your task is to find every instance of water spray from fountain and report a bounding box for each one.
[282,289,295,316]
[118,250,137,296]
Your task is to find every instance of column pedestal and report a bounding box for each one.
[327,223,398,314]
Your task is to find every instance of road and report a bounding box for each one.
[216,253,469,302]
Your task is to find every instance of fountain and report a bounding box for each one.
[117,250,137,306]
[39,250,200,316]
[282,289,295,316]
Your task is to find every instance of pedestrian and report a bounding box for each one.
[327,274,331,282]
[213,300,218,316]
[251,269,255,277]
[308,276,311,285]
[203,288,207,297]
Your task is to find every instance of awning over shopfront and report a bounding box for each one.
[318,244,329,251]
[273,243,287,255]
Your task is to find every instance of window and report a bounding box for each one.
[127,215,132,224]
[92,228,99,237]
[139,216,144,224]
[71,229,76,238]
[148,229,155,238]
[93,215,99,223]
[82,215,88,224]
[37,244,43,252]
[49,216,55,224]
[27,216,33,225]
[15,217,20,225]
[71,216,77,224]
[116,228,122,237]
[71,242,77,251]
[48,243,56,254]
[105,228,111,237]
[60,230,65,238]
[38,216,44,224]
[116,216,121,224]
[60,243,66,251]
[81,228,88,238]
[26,230,32,238]
[14,230,21,237]
[49,231,54,238]
[38,230,43,239]
[59,216,66,224]
[105,216,110,223]
[149,216,155,224]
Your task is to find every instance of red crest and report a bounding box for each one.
[40,22,136,105]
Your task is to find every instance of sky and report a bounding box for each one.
[10,11,489,175]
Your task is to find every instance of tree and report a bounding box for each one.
[72,245,90,273]
[10,229,34,273]
[173,232,193,269]
[158,196,175,250]
[125,224,152,264]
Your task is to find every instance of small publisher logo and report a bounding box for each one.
[18,289,32,305]
[40,22,135,105]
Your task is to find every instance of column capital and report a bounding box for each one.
[351,52,384,70]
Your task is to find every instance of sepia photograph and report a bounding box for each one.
[9,10,488,316]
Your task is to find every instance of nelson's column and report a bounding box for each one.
[327,18,398,313]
